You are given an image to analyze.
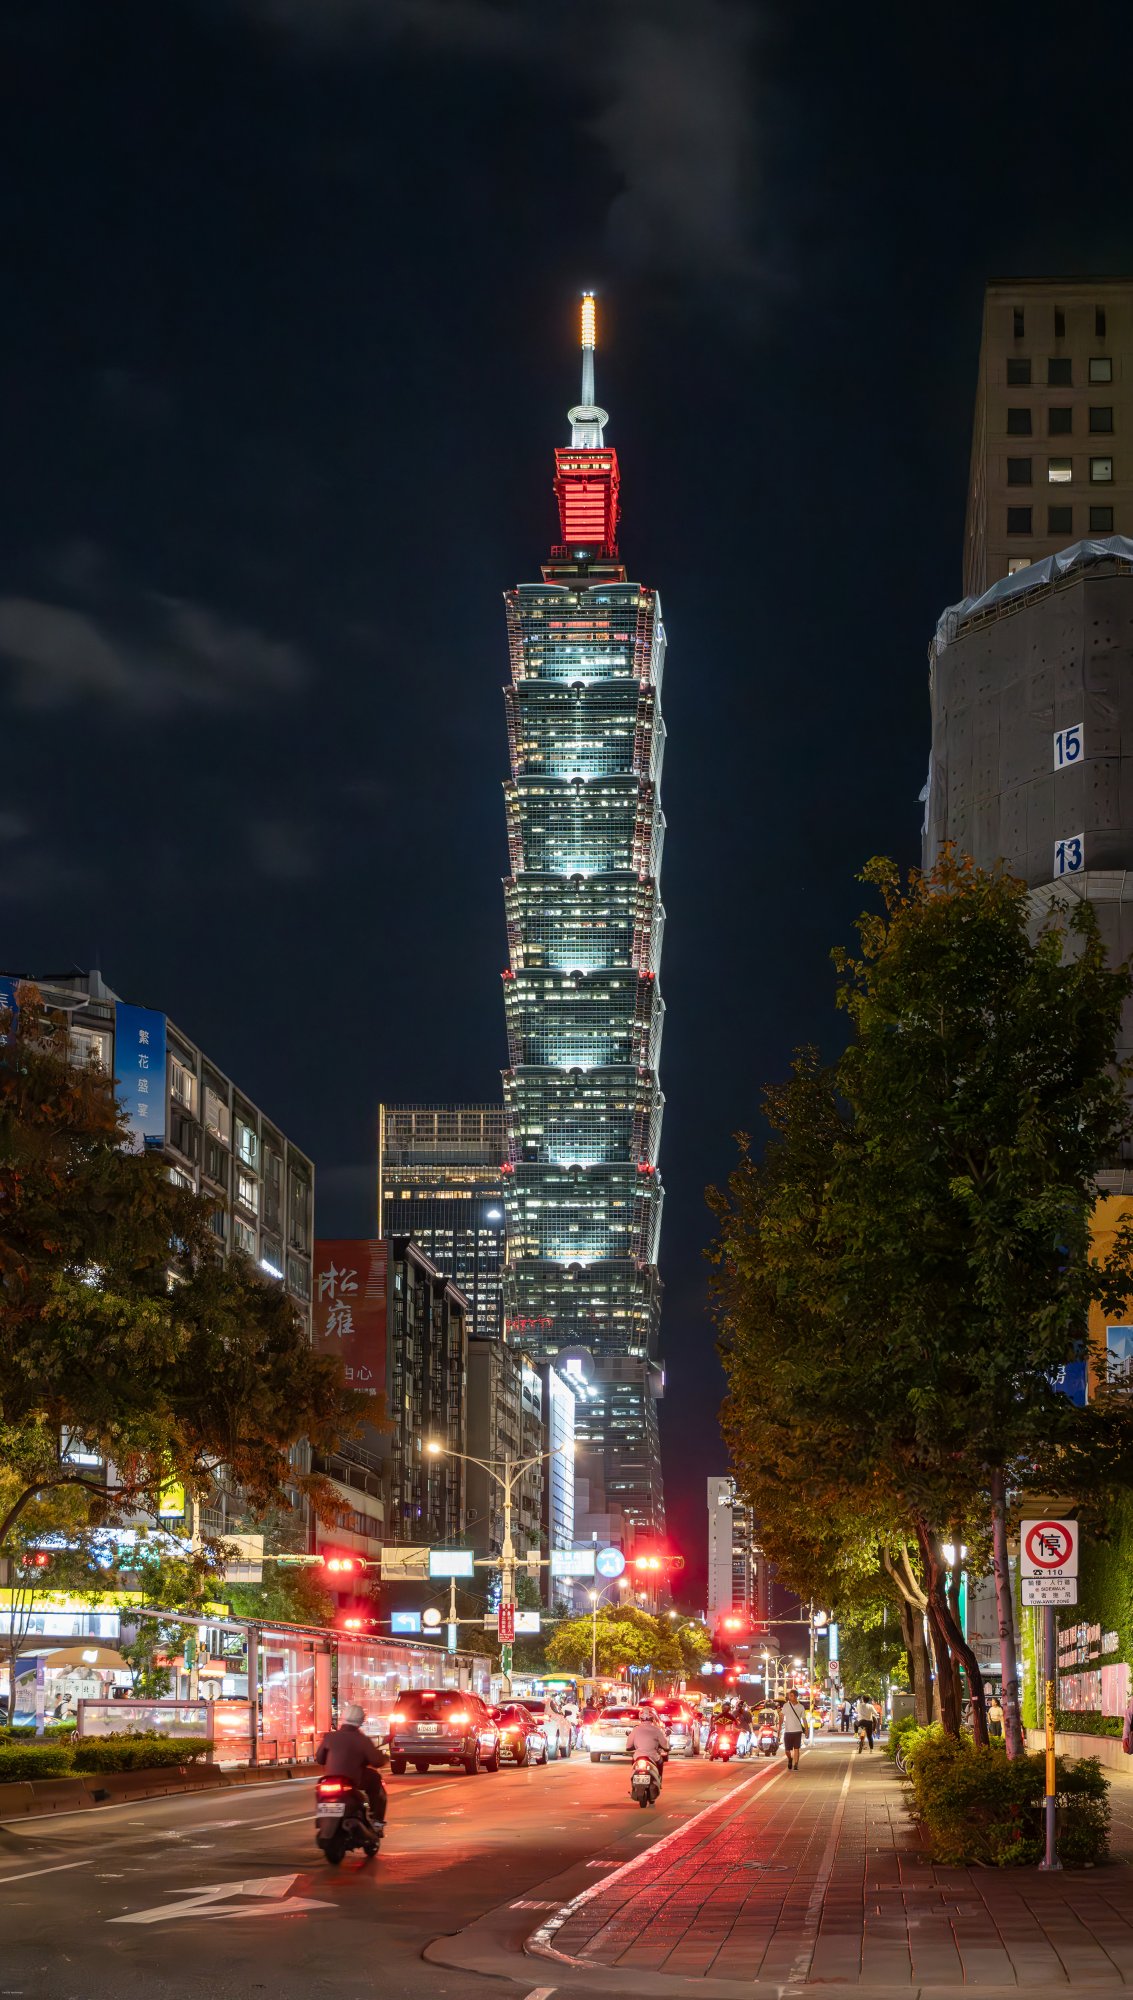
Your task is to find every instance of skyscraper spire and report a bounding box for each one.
[569,289,608,448]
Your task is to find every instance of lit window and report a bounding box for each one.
[1047,459,1072,484]
[204,1089,231,1144]
[1091,457,1114,483]
[236,1169,259,1215]
[1089,356,1113,384]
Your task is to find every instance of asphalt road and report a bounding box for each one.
[0,1747,760,2000]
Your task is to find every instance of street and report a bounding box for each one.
[0,1745,758,2000]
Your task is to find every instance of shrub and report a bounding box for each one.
[72,1734,214,1773]
[0,1742,74,1782]
[902,1727,1109,1867]
[885,1711,921,1760]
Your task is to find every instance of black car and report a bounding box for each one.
[387,1689,501,1775]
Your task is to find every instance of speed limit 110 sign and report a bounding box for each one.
[1020,1518,1078,1579]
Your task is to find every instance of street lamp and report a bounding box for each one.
[586,1576,631,1679]
[424,1436,574,1694]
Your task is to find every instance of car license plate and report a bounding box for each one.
[417,1722,439,1733]
[316,1801,346,1817]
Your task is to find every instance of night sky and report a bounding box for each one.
[4,0,1133,1598]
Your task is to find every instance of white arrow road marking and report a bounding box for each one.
[109,1873,333,1925]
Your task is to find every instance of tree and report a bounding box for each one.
[0,986,365,1558]
[712,855,1133,1753]
[545,1605,657,1677]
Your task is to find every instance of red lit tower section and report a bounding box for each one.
[552,447,621,560]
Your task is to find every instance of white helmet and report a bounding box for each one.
[342,1702,365,1726]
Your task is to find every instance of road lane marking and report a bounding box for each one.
[524,1989,557,1999]
[110,1872,333,1925]
[786,1751,854,1990]
[0,1859,94,1886]
[0,1779,304,1829]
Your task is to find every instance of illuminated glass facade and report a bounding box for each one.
[500,307,665,1534]
[378,1103,507,1341]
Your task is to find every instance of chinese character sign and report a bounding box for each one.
[114,1003,167,1151]
[313,1239,388,1400]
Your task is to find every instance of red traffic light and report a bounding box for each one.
[723,1615,745,1632]
[20,1550,51,1569]
[322,1555,358,1573]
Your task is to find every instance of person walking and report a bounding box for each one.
[781,1690,808,1770]
[986,1693,1005,1740]
[853,1694,879,1752]
[839,1700,851,1735]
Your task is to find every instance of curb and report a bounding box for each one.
[0,1759,315,1821]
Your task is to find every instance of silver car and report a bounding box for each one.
[515,1696,573,1759]
[586,1705,644,1762]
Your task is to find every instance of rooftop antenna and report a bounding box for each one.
[568,290,608,448]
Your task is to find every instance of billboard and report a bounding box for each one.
[429,1550,474,1579]
[114,1003,167,1150]
[313,1240,388,1400]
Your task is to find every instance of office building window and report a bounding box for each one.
[1048,505,1073,535]
[1090,505,1115,533]
[205,1137,228,1189]
[1089,407,1114,433]
[1013,308,1025,338]
[170,1055,196,1112]
[1096,306,1107,337]
[204,1088,231,1144]
[1048,358,1072,386]
[1006,408,1032,435]
[1007,358,1031,385]
[234,1217,257,1258]
[1007,507,1032,535]
[236,1169,259,1215]
[1049,407,1073,435]
[1054,307,1065,337]
[1007,458,1032,485]
[1047,458,1072,484]
[1091,457,1114,482]
[1089,356,1113,383]
[1007,557,1031,574]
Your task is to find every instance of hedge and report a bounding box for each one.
[901,1724,1110,1867]
[884,1712,920,1760]
[0,1734,215,1782]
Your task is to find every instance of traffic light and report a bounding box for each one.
[322,1554,358,1574]
[19,1550,51,1570]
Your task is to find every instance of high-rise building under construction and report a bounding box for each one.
[499,297,666,1534]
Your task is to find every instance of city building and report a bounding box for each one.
[707,1475,772,1636]
[538,1359,578,1603]
[498,294,667,1535]
[465,1338,544,1561]
[0,969,315,1544]
[923,535,1133,1387]
[313,1236,468,1560]
[378,1104,508,1340]
[963,278,1133,597]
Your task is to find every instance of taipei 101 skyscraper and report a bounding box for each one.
[500,296,666,1536]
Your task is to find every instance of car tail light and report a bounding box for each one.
[449,1711,470,1726]
[389,1711,405,1724]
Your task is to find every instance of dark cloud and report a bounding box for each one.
[247,816,319,882]
[0,814,94,905]
[0,593,306,713]
[236,0,761,288]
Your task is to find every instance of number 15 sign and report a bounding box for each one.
[1020,1518,1078,1579]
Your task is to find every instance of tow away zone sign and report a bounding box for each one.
[1020,1518,1078,1605]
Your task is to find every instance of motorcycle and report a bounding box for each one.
[314,1775,383,1865]
[709,1727,736,1763]
[630,1754,662,1807]
[756,1723,778,1758]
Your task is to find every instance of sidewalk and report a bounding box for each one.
[531,1737,1133,1990]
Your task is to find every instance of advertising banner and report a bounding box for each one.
[114,1003,167,1150]
[313,1239,388,1400]
[428,1550,474,1579]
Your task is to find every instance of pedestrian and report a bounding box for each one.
[853,1694,879,1752]
[839,1700,851,1734]
[986,1692,1005,1740]
[1121,1693,1133,1757]
[781,1689,808,1770]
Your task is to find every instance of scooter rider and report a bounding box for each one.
[315,1702,388,1831]
[628,1708,670,1784]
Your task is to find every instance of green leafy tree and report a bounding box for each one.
[712,855,1133,1754]
[0,985,365,1558]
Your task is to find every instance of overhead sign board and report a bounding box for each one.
[1020,1519,1078,1579]
[380,1547,430,1581]
[390,1611,422,1635]
[551,1549,596,1578]
[428,1550,474,1580]
[1023,1575,1078,1607]
[595,1546,625,1579]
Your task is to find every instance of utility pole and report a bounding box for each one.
[498,1455,516,1690]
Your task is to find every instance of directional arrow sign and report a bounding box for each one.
[109,1873,333,1925]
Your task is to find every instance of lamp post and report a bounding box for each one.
[587,1577,631,1679]
[426,1438,573,1694]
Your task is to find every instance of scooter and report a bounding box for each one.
[709,1727,736,1763]
[631,1754,662,1807]
[756,1722,778,1758]
[314,1775,383,1865]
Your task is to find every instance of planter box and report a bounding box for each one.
[1026,1727,1133,1776]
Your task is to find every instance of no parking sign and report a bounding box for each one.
[1020,1518,1078,1578]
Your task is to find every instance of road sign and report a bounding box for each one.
[1021,1519,1078,1579]
[551,1548,595,1577]
[380,1546,430,1580]
[421,1607,443,1629]
[390,1610,421,1635]
[429,1549,474,1579]
[499,1601,515,1644]
[1023,1575,1078,1606]
[595,1546,625,1579]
